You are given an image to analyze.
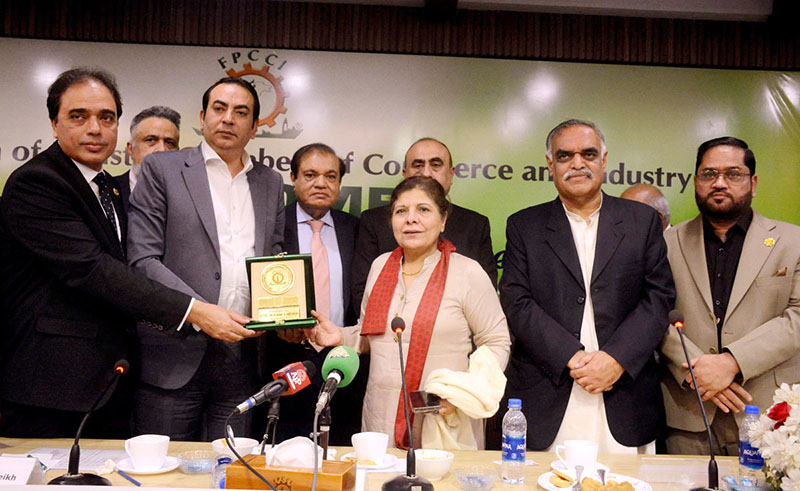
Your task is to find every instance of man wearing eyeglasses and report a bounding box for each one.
[659,136,800,455]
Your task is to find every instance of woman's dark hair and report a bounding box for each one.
[389,176,451,217]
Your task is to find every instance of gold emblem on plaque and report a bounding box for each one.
[261,263,294,295]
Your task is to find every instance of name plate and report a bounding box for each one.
[246,253,316,330]
[0,457,46,485]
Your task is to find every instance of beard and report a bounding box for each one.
[695,188,752,221]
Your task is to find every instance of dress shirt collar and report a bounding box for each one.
[71,158,103,185]
[296,203,334,228]
[562,194,603,224]
[200,140,253,175]
[701,208,753,241]
[129,162,141,190]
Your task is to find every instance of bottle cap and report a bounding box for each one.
[744,405,759,415]
[508,398,522,409]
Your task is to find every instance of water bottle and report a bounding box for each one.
[211,455,232,489]
[501,398,527,484]
[739,405,765,485]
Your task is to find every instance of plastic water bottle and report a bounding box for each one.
[739,405,765,485]
[501,398,527,484]
[211,455,232,489]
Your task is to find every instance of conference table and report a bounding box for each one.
[0,438,738,489]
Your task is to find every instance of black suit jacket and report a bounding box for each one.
[113,170,131,219]
[0,142,191,412]
[261,202,362,444]
[499,194,674,449]
[351,203,496,311]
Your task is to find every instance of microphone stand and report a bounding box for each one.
[318,406,331,460]
[382,327,433,491]
[676,323,718,490]
[49,362,128,485]
[259,399,281,454]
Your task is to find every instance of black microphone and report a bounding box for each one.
[234,360,316,414]
[48,359,129,486]
[670,309,719,490]
[382,317,433,491]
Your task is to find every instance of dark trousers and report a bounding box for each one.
[134,340,258,441]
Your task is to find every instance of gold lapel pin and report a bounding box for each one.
[113,188,120,196]
[764,238,775,247]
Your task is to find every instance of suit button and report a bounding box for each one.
[710,347,717,354]
[214,272,221,280]
[577,295,585,304]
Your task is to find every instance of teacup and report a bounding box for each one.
[555,439,598,470]
[351,432,388,465]
[125,434,170,472]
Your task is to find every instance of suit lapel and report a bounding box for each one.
[591,194,625,283]
[284,203,300,254]
[247,164,269,257]
[544,198,584,288]
[679,215,714,314]
[726,211,777,318]
[181,146,220,261]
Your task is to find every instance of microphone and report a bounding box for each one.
[382,317,433,491]
[314,345,360,415]
[234,360,316,414]
[670,309,719,490]
[48,359,129,486]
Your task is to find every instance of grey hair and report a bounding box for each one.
[129,106,181,137]
[545,119,606,159]
[648,193,671,225]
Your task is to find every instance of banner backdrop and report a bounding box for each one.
[1,38,798,258]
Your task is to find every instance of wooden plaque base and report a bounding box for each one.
[225,455,356,491]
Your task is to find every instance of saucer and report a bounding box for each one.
[117,456,179,475]
[539,471,651,491]
[340,451,398,470]
[551,460,610,479]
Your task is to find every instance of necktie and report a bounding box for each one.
[309,220,330,319]
[92,171,124,257]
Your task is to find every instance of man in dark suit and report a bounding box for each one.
[114,105,181,217]
[262,143,362,444]
[0,68,255,438]
[499,119,674,452]
[351,137,496,312]
[127,77,283,440]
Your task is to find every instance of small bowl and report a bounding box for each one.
[176,450,215,474]
[454,466,498,491]
[211,437,259,458]
[414,449,454,481]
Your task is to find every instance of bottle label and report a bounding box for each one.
[502,435,526,462]
[739,440,764,469]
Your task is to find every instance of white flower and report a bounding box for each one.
[782,467,800,491]
[774,383,800,405]
[749,414,774,448]
[759,426,800,473]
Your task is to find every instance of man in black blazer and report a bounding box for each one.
[499,120,674,452]
[0,68,256,438]
[262,143,362,444]
[351,137,497,311]
[114,105,181,217]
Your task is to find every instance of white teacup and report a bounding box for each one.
[351,432,388,464]
[125,434,170,472]
[555,440,598,470]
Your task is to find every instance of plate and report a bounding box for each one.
[116,456,179,475]
[551,460,611,479]
[340,451,399,470]
[538,471,652,491]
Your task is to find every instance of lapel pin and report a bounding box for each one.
[764,238,775,247]
[113,188,119,196]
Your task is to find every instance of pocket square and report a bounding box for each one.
[773,266,788,277]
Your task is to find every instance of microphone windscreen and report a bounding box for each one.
[115,359,130,374]
[668,309,684,326]
[391,316,405,333]
[321,345,360,388]
[302,360,317,379]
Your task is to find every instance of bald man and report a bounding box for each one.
[621,184,671,231]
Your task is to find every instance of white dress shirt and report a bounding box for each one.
[72,160,121,241]
[201,141,256,317]
[295,203,345,326]
[546,199,654,455]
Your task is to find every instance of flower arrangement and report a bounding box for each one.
[748,383,800,491]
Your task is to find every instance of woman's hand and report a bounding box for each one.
[306,309,344,347]
[438,398,456,416]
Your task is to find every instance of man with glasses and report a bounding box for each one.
[660,136,800,455]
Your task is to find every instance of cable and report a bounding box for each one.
[311,411,321,491]
[224,412,277,491]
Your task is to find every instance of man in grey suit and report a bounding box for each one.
[127,77,285,440]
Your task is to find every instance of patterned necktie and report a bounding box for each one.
[309,220,330,319]
[92,171,124,256]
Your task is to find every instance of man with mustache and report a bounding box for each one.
[126,77,284,440]
[660,137,800,455]
[499,119,674,453]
